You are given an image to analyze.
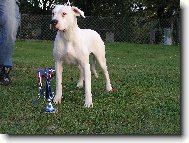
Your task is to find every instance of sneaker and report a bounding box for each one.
[0,66,12,86]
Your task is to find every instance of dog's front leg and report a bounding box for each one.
[54,61,63,104]
[83,63,93,107]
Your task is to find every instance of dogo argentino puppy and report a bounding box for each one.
[50,4,112,107]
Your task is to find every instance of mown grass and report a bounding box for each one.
[0,40,181,135]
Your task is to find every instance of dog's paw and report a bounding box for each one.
[106,85,112,92]
[53,96,62,104]
[84,102,93,108]
[76,82,83,88]
[84,96,93,108]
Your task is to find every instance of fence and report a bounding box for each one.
[17,14,180,45]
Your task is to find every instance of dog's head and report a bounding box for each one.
[50,5,85,32]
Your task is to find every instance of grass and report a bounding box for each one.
[0,40,181,135]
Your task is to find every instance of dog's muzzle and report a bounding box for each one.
[50,19,58,30]
[50,19,58,26]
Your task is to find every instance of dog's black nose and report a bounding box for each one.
[50,19,58,25]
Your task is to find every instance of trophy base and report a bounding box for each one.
[44,106,55,113]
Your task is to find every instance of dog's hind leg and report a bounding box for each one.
[91,54,98,79]
[77,65,84,88]
[95,53,112,92]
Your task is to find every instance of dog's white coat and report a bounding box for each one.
[52,5,112,107]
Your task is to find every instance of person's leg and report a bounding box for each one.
[0,1,20,66]
[0,1,20,85]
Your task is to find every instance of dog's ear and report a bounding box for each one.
[72,6,85,18]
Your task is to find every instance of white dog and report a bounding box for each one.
[51,4,112,107]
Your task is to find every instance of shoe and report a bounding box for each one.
[0,66,12,86]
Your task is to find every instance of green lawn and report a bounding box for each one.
[0,40,181,135]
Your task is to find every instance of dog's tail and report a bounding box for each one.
[91,54,98,79]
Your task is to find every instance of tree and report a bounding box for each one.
[21,0,180,18]
[134,0,180,18]
[20,0,59,14]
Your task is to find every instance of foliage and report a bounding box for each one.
[20,0,180,18]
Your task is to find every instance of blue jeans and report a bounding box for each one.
[0,0,20,67]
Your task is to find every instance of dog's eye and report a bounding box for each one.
[62,12,67,16]
[52,13,54,16]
